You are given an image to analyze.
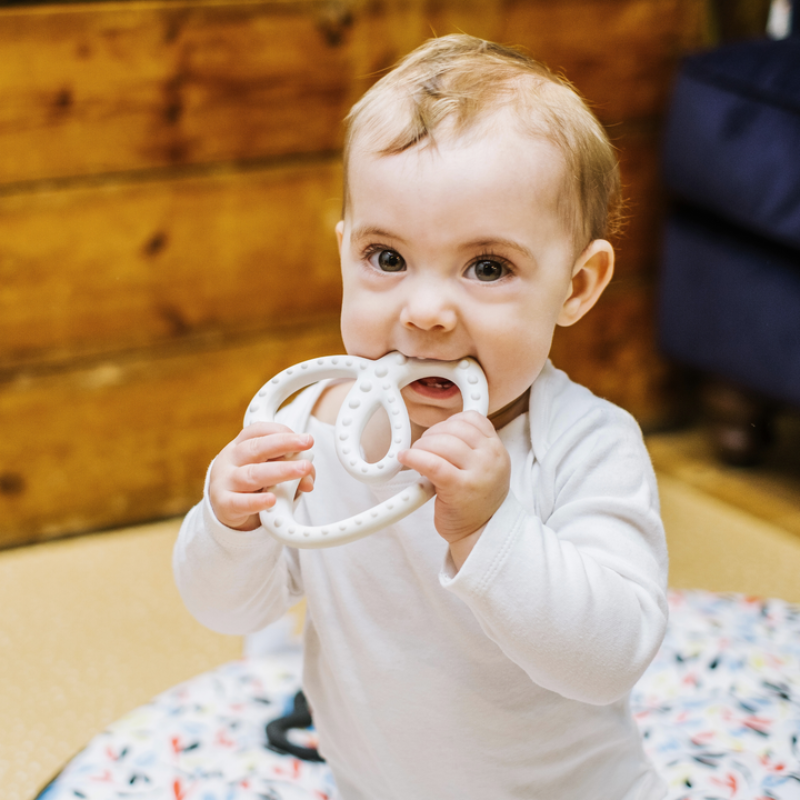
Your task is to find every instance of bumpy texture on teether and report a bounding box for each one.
[244,352,488,548]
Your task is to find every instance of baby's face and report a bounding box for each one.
[337,125,579,431]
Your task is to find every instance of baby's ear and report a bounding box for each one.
[335,220,345,252]
[557,239,615,327]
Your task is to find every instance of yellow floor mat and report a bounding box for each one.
[2,474,800,799]
[0,519,241,799]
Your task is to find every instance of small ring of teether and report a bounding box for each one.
[244,351,489,548]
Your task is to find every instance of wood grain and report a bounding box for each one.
[0,321,344,547]
[0,160,343,369]
[0,0,355,184]
[454,0,709,122]
[0,0,710,544]
[0,131,665,372]
[0,0,708,184]
[610,121,667,280]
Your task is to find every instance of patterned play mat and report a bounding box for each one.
[37,590,800,800]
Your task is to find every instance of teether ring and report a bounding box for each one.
[244,352,488,548]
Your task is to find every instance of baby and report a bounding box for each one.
[175,34,669,800]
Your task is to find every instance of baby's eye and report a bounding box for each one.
[467,259,509,282]
[369,249,406,272]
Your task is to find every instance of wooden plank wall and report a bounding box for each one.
[0,0,710,547]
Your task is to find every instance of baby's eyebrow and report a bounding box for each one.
[465,238,535,261]
[349,225,405,245]
[348,227,535,261]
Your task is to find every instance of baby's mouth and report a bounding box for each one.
[408,376,460,400]
[416,377,454,391]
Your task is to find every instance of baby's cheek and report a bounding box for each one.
[339,304,368,349]
[341,318,383,358]
[484,356,545,414]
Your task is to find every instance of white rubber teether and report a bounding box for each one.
[244,351,489,548]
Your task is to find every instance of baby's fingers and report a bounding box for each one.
[408,432,475,471]
[221,487,281,518]
[296,463,316,496]
[231,429,313,467]
[230,458,313,494]
[398,447,460,488]
[220,466,314,525]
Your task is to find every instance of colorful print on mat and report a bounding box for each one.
[38,591,800,799]
[632,590,800,800]
[36,653,335,800]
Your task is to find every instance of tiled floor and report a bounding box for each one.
[2,420,800,800]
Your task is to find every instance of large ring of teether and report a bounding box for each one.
[244,351,489,548]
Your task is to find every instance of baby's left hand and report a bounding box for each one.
[397,411,510,568]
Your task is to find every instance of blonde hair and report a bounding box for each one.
[343,34,622,248]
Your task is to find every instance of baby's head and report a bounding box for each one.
[343,34,621,250]
[336,35,619,430]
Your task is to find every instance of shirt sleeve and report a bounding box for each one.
[172,466,304,635]
[440,403,669,706]
[172,383,327,634]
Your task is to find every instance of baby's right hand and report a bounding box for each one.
[208,422,315,532]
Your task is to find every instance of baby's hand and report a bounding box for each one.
[208,422,315,532]
[397,411,510,568]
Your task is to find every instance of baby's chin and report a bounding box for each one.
[408,408,457,434]
[402,395,465,433]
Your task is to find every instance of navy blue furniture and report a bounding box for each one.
[658,27,800,463]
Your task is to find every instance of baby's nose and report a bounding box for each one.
[400,285,458,331]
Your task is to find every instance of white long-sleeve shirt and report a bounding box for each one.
[174,361,668,799]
